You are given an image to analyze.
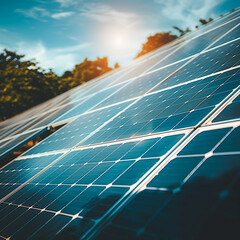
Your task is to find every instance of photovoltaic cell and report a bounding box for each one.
[70,66,135,100]
[212,92,240,122]
[210,24,240,48]
[0,98,90,143]
[175,11,239,43]
[0,129,45,160]
[110,44,181,86]
[53,82,127,123]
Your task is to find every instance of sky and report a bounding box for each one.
[0,0,239,75]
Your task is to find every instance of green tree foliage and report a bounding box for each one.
[199,18,213,25]
[59,57,118,92]
[0,49,59,121]
[114,62,120,68]
[0,49,118,121]
[172,26,191,36]
[136,32,178,58]
[73,57,112,84]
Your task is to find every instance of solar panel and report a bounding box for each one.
[0,9,239,240]
[95,123,240,240]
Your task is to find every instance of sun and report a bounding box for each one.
[112,34,125,48]
[99,26,136,62]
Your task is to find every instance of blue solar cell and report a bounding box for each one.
[178,128,231,155]
[30,214,71,240]
[183,154,240,191]
[69,67,133,101]
[214,126,240,152]
[213,93,240,122]
[54,218,94,240]
[142,134,184,158]
[112,159,158,185]
[93,161,134,185]
[147,156,204,189]
[0,205,40,238]
[122,138,159,160]
[12,211,55,239]
[210,24,240,48]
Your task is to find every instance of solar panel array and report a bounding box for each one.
[0,9,240,240]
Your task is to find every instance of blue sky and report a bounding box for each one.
[0,0,239,75]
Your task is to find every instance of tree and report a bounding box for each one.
[114,62,120,69]
[0,48,121,121]
[72,57,112,84]
[0,49,60,121]
[199,18,213,25]
[136,32,178,58]
[172,26,191,36]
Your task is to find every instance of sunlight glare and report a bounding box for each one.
[112,33,125,48]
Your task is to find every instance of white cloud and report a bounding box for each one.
[16,6,76,21]
[16,7,50,21]
[79,3,140,28]
[0,28,8,32]
[154,0,223,28]
[51,11,74,19]
[53,42,92,53]
[55,0,78,7]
